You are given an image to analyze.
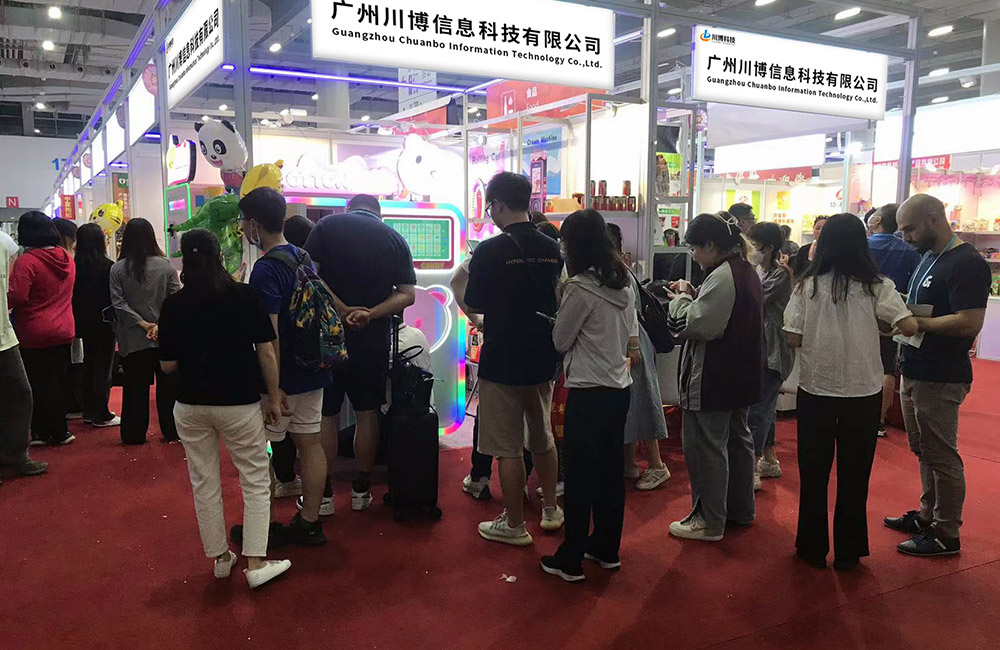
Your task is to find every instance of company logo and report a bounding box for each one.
[700,29,735,45]
[700,29,712,42]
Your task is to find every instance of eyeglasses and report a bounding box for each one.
[485,200,499,220]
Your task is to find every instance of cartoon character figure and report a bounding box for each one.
[194,118,248,193]
[169,194,243,276]
[396,134,462,202]
[405,285,453,354]
[241,160,284,197]
[90,201,125,235]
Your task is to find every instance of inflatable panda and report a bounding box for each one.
[194,118,248,193]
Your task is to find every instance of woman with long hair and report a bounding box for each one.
[666,213,762,542]
[110,218,180,444]
[8,212,76,446]
[745,222,794,489]
[73,223,118,427]
[541,209,638,583]
[158,229,290,589]
[785,214,918,571]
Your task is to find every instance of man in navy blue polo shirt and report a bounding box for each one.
[867,203,921,436]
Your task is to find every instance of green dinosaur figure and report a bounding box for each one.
[169,193,244,276]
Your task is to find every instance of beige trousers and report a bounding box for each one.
[174,402,271,558]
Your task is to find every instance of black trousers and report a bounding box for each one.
[0,346,33,466]
[79,330,116,423]
[469,413,533,480]
[271,436,298,483]
[557,386,630,566]
[796,388,881,562]
[120,347,178,444]
[19,344,71,444]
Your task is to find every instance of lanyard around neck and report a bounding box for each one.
[907,234,957,304]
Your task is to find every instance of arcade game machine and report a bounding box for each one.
[285,196,467,435]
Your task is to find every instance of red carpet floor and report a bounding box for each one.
[4,362,1000,649]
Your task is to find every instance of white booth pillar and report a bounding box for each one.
[983,21,1000,96]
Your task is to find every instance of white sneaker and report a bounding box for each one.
[275,477,303,499]
[93,416,121,428]
[535,481,565,499]
[214,550,238,579]
[758,458,782,479]
[462,474,491,500]
[753,471,763,492]
[540,505,565,531]
[669,514,723,542]
[244,559,291,589]
[624,465,641,480]
[636,466,671,491]
[296,495,335,516]
[351,490,373,511]
[478,511,533,546]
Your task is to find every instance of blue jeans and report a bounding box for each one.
[748,369,784,457]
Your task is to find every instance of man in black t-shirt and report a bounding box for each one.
[885,194,992,558]
[464,172,564,546]
[304,194,416,512]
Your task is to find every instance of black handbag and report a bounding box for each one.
[389,317,434,414]
[630,270,676,354]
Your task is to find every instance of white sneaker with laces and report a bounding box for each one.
[669,513,724,542]
[214,550,238,579]
[296,495,335,516]
[244,559,291,589]
[478,511,533,546]
[275,477,303,499]
[535,481,565,499]
[462,474,491,499]
[636,466,671,491]
[753,471,763,491]
[757,458,782,479]
[540,506,565,531]
[351,490,373,511]
[93,416,121,428]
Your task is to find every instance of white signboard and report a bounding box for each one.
[692,25,888,121]
[398,69,438,113]
[106,108,126,164]
[713,134,826,174]
[92,129,106,175]
[874,95,1000,163]
[165,0,224,109]
[311,0,615,90]
[128,68,157,146]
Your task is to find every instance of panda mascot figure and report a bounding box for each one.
[194,118,248,193]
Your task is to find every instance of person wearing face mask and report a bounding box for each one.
[745,223,794,490]
[666,213,763,542]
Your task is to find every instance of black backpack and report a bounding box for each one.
[631,271,675,354]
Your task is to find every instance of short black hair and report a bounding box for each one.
[53,218,78,243]
[239,187,286,234]
[347,194,382,217]
[876,203,899,233]
[283,214,314,248]
[485,172,531,212]
[779,224,792,239]
[18,211,60,247]
[747,222,784,267]
[729,203,755,221]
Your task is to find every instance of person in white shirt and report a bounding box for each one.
[784,214,918,572]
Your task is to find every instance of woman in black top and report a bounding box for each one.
[72,223,118,427]
[158,229,290,590]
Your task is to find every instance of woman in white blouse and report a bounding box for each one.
[784,214,919,572]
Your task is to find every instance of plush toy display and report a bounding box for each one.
[90,201,125,235]
[241,160,284,197]
[194,118,248,193]
[169,193,243,276]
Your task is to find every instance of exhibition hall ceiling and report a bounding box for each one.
[1,0,999,137]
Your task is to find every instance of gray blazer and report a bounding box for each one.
[110,256,180,357]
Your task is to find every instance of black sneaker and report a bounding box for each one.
[833,557,860,572]
[230,522,288,549]
[285,513,326,547]
[584,552,621,570]
[897,530,961,557]
[795,548,827,569]
[15,459,49,476]
[884,510,931,535]
[540,555,585,583]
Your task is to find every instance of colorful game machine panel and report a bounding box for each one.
[163,135,198,268]
[286,196,467,435]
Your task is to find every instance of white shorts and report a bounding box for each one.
[263,388,324,442]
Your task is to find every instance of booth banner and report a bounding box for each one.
[112,173,131,222]
[720,166,813,183]
[60,195,75,221]
[874,155,952,170]
[521,129,562,196]
[165,0,224,109]
[310,0,615,89]
[486,80,596,120]
[692,25,888,121]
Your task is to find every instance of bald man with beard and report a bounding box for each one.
[884,194,991,558]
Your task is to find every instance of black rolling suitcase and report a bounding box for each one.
[383,317,441,522]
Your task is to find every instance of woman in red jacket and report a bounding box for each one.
[8,212,76,446]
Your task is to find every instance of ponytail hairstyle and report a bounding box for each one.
[179,229,234,296]
[686,212,746,260]
[560,209,630,290]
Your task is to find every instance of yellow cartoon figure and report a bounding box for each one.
[240,160,284,197]
[91,201,125,235]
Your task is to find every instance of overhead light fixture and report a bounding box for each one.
[220,64,236,71]
[928,67,949,77]
[268,42,282,53]
[42,40,55,51]
[290,108,307,117]
[657,28,676,38]
[931,96,949,104]
[249,65,477,94]
[960,77,976,89]
[48,6,62,19]
[202,114,210,121]
[928,25,953,37]
[361,114,371,121]
[279,108,289,116]
[834,7,861,20]
[311,93,319,100]
[34,128,41,134]
[307,18,312,24]
[667,87,682,95]
[218,103,228,111]
[826,137,834,143]
[35,101,46,110]
[468,105,479,113]
[754,0,777,6]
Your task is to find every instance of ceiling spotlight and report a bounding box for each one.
[467,105,479,113]
[279,108,290,116]
[42,40,55,51]
[657,28,676,38]
[826,137,834,143]
[48,6,62,19]
[218,103,228,111]
[202,115,210,121]
[361,114,371,121]
[34,128,41,134]
[290,108,307,117]
[960,77,976,89]
[834,7,861,20]
[35,101,46,110]
[928,67,949,77]
[667,87,682,95]
[931,96,949,104]
[928,25,953,37]
[311,93,318,100]
[754,0,777,6]
[307,18,312,24]
[268,42,282,53]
